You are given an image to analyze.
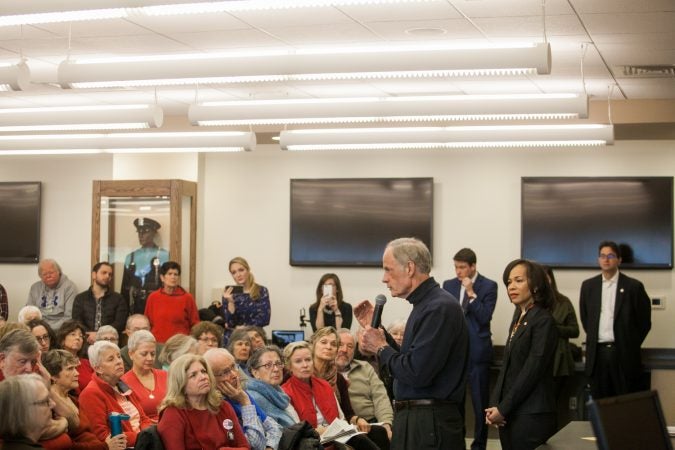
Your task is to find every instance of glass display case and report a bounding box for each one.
[91,180,197,314]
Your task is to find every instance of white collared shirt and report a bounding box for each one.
[598,271,619,343]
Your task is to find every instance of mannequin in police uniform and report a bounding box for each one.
[121,218,169,315]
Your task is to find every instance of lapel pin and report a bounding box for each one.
[620,288,624,293]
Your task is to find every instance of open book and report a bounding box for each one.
[320,418,366,444]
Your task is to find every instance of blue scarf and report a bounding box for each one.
[246,379,297,427]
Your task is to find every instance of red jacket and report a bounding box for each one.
[144,287,199,343]
[79,374,153,447]
[282,375,340,428]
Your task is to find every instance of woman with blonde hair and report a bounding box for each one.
[157,354,249,450]
[221,257,270,343]
[157,334,198,370]
[282,341,379,450]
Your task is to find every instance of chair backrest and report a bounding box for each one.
[587,390,673,450]
[135,424,165,450]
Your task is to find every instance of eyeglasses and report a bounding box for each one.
[33,397,53,407]
[199,336,219,345]
[35,334,50,343]
[255,361,284,371]
[599,253,618,260]
[213,364,237,378]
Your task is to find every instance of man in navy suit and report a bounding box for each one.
[442,248,497,450]
[580,240,651,399]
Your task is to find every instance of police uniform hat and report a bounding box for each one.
[133,217,161,231]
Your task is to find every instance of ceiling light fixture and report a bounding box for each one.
[0,104,163,132]
[279,124,614,150]
[0,131,255,155]
[0,0,439,27]
[189,93,586,126]
[0,62,30,91]
[58,43,550,89]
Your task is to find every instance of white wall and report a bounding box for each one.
[1,141,673,349]
[1,154,113,314]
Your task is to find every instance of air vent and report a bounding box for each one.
[617,65,675,78]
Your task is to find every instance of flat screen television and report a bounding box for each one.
[587,390,673,450]
[0,182,41,263]
[290,178,433,266]
[521,177,673,269]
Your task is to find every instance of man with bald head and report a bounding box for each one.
[204,348,282,450]
[26,259,78,330]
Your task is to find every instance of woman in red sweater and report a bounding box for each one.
[41,349,126,450]
[79,341,153,448]
[157,354,249,450]
[144,261,199,343]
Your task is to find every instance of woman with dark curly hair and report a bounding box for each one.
[56,320,94,392]
[485,259,558,450]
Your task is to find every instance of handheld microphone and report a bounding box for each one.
[371,295,387,329]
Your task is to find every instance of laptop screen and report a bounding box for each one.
[271,330,305,348]
[588,390,673,450]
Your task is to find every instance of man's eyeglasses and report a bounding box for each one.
[255,361,284,371]
[213,364,238,378]
[599,254,618,260]
[33,397,53,407]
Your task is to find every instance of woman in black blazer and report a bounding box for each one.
[485,259,558,450]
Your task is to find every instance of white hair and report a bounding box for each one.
[88,340,120,368]
[17,306,42,324]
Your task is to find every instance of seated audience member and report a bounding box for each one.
[121,330,167,423]
[0,329,69,442]
[0,374,54,450]
[158,334,198,371]
[204,348,282,450]
[42,349,127,450]
[386,320,406,348]
[79,341,153,448]
[56,320,94,392]
[245,326,267,352]
[26,259,78,331]
[120,314,150,349]
[28,319,57,354]
[354,327,395,403]
[336,329,393,439]
[95,325,119,345]
[120,315,163,372]
[246,345,300,428]
[190,321,223,355]
[0,282,7,324]
[309,273,353,332]
[17,305,42,324]
[227,328,252,377]
[157,354,249,450]
[144,261,199,344]
[72,262,128,345]
[311,327,388,449]
[282,341,379,450]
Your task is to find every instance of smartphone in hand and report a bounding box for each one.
[226,285,244,294]
[323,284,334,297]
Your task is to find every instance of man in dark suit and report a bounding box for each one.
[442,248,498,450]
[580,240,651,399]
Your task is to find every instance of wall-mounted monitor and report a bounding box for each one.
[290,178,433,267]
[0,182,41,263]
[521,177,673,269]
